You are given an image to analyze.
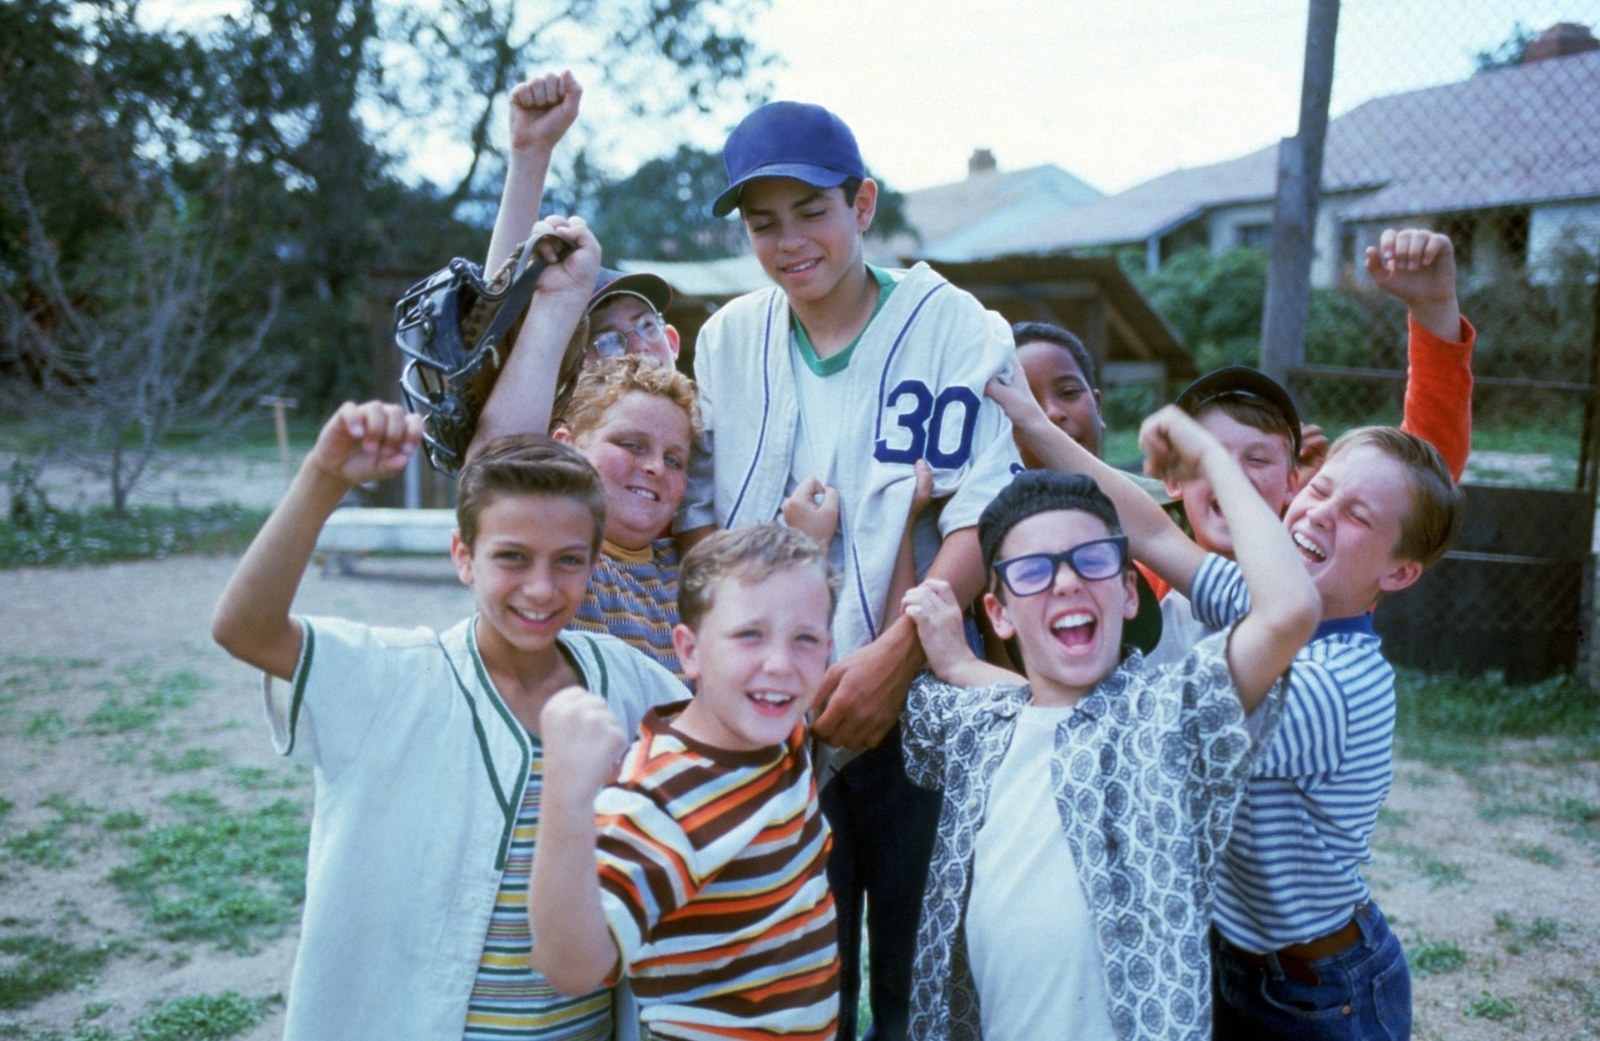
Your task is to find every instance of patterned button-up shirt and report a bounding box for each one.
[903,559,1283,1041]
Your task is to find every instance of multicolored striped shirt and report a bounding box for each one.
[1197,560,1397,952]
[465,738,613,1041]
[596,705,838,1040]
[570,540,682,679]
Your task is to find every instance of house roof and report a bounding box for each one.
[996,45,1600,252]
[897,163,1102,260]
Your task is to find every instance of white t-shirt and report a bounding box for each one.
[964,704,1117,1041]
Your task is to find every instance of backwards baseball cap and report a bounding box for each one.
[979,471,1122,571]
[711,101,867,218]
[977,469,1162,653]
[588,269,672,316]
[1175,366,1303,458]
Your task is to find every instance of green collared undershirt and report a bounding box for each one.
[792,265,895,376]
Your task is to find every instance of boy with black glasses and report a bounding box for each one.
[896,406,1318,1041]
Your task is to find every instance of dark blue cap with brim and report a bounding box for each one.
[588,269,672,316]
[711,101,867,218]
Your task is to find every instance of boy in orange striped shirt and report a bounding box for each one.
[530,524,842,1040]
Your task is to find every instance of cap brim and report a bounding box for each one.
[588,271,673,314]
[710,162,856,217]
[1175,366,1302,455]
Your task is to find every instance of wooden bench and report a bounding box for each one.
[314,507,457,575]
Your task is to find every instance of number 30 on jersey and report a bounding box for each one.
[873,379,979,469]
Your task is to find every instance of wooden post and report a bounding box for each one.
[1260,0,1340,385]
[258,395,299,486]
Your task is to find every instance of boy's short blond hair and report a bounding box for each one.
[558,355,702,442]
[455,434,606,552]
[678,524,840,631]
[1328,426,1461,569]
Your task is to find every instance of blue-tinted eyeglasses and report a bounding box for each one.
[993,535,1129,597]
[591,313,666,358]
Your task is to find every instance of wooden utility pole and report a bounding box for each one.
[1259,0,1340,385]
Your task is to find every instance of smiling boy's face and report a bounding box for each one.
[1283,442,1423,618]
[1171,408,1297,558]
[670,565,833,752]
[451,492,596,669]
[984,509,1138,708]
[738,177,876,312]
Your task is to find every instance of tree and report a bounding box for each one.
[1474,22,1538,74]
[585,143,917,262]
[1,0,287,516]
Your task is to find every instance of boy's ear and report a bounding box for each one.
[670,623,703,682]
[551,425,575,445]
[853,178,878,233]
[449,530,474,586]
[1376,557,1425,596]
[664,323,681,358]
[1121,571,1140,621]
[982,590,1015,642]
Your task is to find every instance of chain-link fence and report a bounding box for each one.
[1276,3,1600,681]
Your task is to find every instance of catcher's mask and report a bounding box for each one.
[395,235,581,476]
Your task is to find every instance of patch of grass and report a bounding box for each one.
[0,656,102,703]
[1393,669,1600,769]
[0,504,269,569]
[110,794,308,951]
[101,811,145,833]
[3,798,101,869]
[1378,841,1468,887]
[81,667,205,738]
[1376,806,1409,829]
[1509,842,1565,868]
[149,749,222,774]
[1550,796,1600,848]
[136,991,269,1041]
[21,710,70,743]
[1494,911,1561,955]
[0,932,116,1010]
[1409,938,1467,978]
[1478,799,1541,823]
[1464,989,1519,1021]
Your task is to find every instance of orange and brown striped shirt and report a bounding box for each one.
[596,704,838,1040]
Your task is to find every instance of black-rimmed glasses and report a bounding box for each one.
[993,535,1129,597]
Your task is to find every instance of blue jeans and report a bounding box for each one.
[820,727,942,1041]
[1212,901,1411,1041]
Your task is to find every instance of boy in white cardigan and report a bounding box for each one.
[679,100,1022,1041]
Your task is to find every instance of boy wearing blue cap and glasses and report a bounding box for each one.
[678,100,1023,1040]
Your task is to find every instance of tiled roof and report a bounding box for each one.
[991,46,1600,251]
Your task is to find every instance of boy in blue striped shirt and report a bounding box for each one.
[989,377,1463,1041]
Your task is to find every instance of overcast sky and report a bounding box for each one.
[749,0,1599,194]
[143,0,1598,199]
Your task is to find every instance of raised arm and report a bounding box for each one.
[485,71,582,275]
[470,216,600,450]
[527,687,628,996]
[1365,227,1473,481]
[902,578,1021,689]
[211,402,422,679]
[1142,406,1320,708]
[987,375,1206,595]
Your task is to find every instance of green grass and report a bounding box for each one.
[1494,911,1562,956]
[110,793,309,952]
[1409,938,1467,978]
[3,797,101,870]
[0,931,117,1011]
[0,504,268,569]
[1393,669,1600,768]
[1377,841,1469,887]
[1509,842,1566,868]
[0,990,270,1041]
[1464,989,1519,1021]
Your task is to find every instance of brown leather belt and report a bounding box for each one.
[1232,904,1369,987]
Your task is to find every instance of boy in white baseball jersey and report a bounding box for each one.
[212,408,685,1041]
[682,100,1021,1040]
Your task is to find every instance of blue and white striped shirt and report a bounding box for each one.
[1195,559,1395,952]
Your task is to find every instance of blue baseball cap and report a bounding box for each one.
[711,101,867,218]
